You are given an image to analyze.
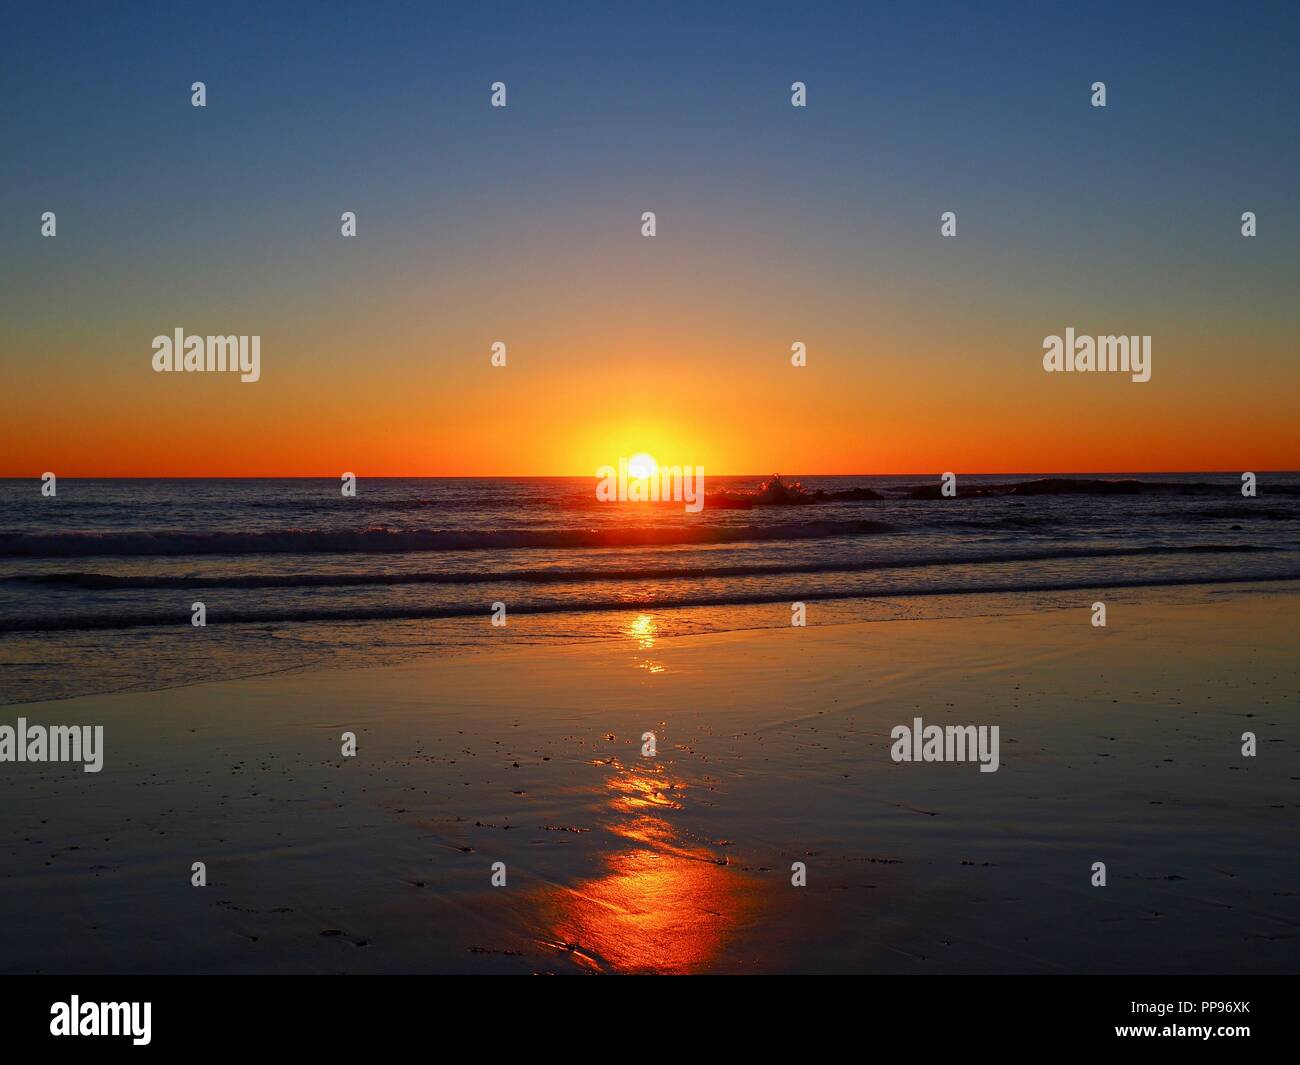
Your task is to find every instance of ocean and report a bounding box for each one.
[2,473,1298,705]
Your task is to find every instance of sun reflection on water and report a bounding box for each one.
[626,613,657,649]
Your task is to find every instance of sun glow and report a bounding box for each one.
[627,452,658,480]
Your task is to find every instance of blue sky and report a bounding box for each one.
[1,1,1296,474]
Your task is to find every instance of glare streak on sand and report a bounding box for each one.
[528,763,769,974]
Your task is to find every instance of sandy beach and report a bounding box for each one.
[1,583,1296,975]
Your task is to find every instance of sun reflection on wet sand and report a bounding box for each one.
[532,762,769,973]
[624,613,665,673]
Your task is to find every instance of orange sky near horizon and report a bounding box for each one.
[6,205,1297,478]
[4,318,1297,477]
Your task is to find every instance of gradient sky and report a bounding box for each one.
[2,0,1297,475]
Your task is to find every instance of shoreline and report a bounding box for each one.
[5,577,1299,709]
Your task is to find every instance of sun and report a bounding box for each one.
[627,452,658,480]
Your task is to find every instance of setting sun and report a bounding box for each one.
[627,453,658,480]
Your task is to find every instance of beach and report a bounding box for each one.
[2,583,1295,975]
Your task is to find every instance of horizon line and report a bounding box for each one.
[3,469,1297,480]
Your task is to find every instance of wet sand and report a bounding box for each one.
[1,584,1297,973]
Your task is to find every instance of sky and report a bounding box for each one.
[1,0,1297,475]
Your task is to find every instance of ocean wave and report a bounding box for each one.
[242,495,531,511]
[4,571,1297,633]
[904,477,1300,500]
[6,543,1276,591]
[1192,505,1300,521]
[0,520,897,558]
[926,515,1066,531]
